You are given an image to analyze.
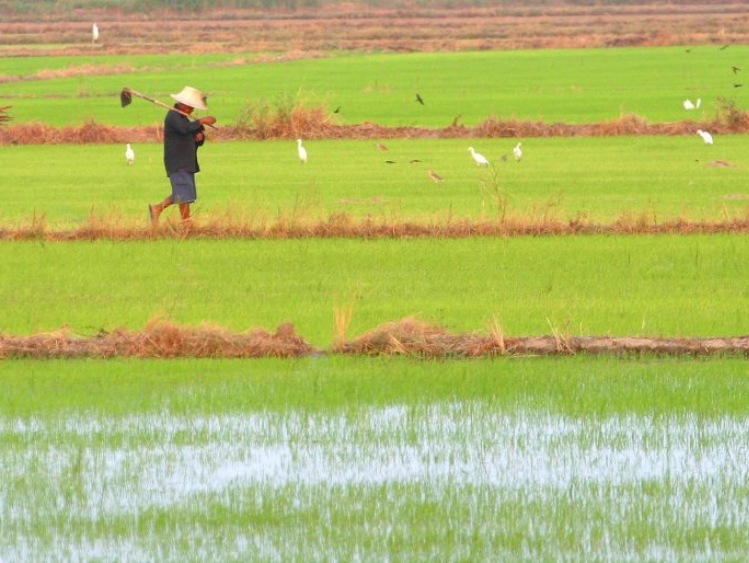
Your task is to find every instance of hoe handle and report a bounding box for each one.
[123,88,217,129]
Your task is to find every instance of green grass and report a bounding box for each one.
[1,46,745,126]
[1,136,748,225]
[1,234,748,344]
[2,356,749,560]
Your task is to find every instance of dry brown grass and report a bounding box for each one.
[5,112,749,146]
[0,318,315,359]
[2,3,749,56]
[329,317,749,358]
[3,317,749,359]
[233,100,337,140]
[2,211,749,242]
[0,106,11,127]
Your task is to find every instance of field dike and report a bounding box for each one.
[2,318,748,359]
[3,112,749,145]
[3,213,749,241]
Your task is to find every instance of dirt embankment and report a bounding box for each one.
[3,113,749,146]
[1,318,748,359]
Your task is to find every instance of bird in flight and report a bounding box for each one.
[415,93,425,105]
[733,66,741,74]
[297,138,308,163]
[125,143,135,165]
[513,142,523,162]
[468,147,490,166]
[428,169,443,183]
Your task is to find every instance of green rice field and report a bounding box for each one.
[1,135,747,225]
[1,234,749,343]
[2,356,749,560]
[3,44,749,560]
[1,46,746,127]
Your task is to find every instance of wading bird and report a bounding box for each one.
[683,98,701,110]
[513,142,523,162]
[468,146,489,166]
[92,23,99,44]
[697,129,714,144]
[428,169,443,183]
[125,143,135,165]
[297,138,308,163]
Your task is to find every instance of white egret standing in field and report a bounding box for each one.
[683,99,695,110]
[92,23,99,44]
[297,138,308,163]
[125,143,135,165]
[697,129,714,144]
[468,146,490,166]
[513,142,523,162]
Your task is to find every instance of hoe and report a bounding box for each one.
[119,87,216,129]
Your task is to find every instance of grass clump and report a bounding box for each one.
[234,93,335,140]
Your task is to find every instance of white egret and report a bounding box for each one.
[468,146,489,166]
[428,169,443,183]
[683,99,695,110]
[297,138,308,163]
[513,142,523,162]
[696,97,702,109]
[125,143,135,165]
[92,23,99,44]
[697,129,714,144]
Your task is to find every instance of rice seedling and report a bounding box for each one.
[1,47,746,127]
[1,233,748,346]
[2,135,749,227]
[2,356,749,560]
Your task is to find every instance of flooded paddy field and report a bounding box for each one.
[2,357,748,560]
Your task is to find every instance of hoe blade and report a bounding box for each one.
[119,88,133,108]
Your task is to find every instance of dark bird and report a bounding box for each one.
[410,159,422,164]
[719,44,730,50]
[415,93,425,105]
[333,106,341,114]
[385,160,397,164]
[733,66,741,74]
[735,83,743,88]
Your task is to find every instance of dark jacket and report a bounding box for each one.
[163,108,205,176]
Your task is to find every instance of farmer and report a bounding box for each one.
[148,86,217,224]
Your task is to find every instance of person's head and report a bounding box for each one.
[175,102,194,115]
[170,86,207,114]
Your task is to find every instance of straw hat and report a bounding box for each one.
[170,86,207,110]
